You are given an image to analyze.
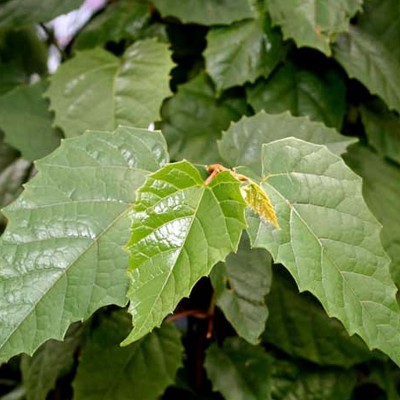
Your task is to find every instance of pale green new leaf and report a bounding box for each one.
[0,0,83,27]
[0,81,61,160]
[123,161,247,344]
[46,39,173,137]
[247,62,346,129]
[264,267,382,367]
[247,137,400,366]
[74,312,183,400]
[205,338,272,400]
[218,111,356,173]
[210,233,272,344]
[0,126,168,363]
[161,73,249,164]
[266,0,362,54]
[205,17,284,91]
[344,144,400,287]
[151,0,254,25]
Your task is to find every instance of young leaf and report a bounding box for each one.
[123,160,247,344]
[161,73,249,164]
[151,0,254,25]
[205,338,272,400]
[46,39,174,137]
[0,126,168,363]
[205,16,285,91]
[210,234,272,344]
[247,61,346,130]
[247,137,400,366]
[266,0,362,55]
[73,312,183,400]
[0,81,61,160]
[218,111,356,173]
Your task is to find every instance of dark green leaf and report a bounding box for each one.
[205,16,284,91]
[151,0,254,25]
[0,63,25,96]
[161,73,249,164]
[123,161,247,344]
[218,111,356,173]
[0,81,61,160]
[210,233,272,344]
[264,267,382,367]
[247,137,400,366]
[74,312,183,400]
[205,338,271,400]
[247,62,346,129]
[0,126,168,363]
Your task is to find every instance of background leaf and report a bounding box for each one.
[73,311,183,400]
[0,81,61,160]
[46,39,173,137]
[218,111,356,173]
[246,137,400,366]
[210,233,272,344]
[123,161,246,343]
[0,126,168,363]
[204,16,284,91]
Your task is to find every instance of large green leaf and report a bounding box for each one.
[360,100,400,165]
[204,16,284,91]
[246,137,400,366]
[0,63,25,96]
[46,39,173,137]
[264,267,382,367]
[266,0,362,54]
[0,81,61,161]
[205,338,272,400]
[344,144,400,287]
[218,111,356,173]
[161,73,249,164]
[73,312,183,400]
[0,0,83,27]
[247,62,346,129]
[0,126,168,363]
[122,160,247,344]
[210,233,272,344]
[151,0,254,25]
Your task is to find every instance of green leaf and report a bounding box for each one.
[0,63,25,96]
[266,0,362,54]
[74,0,151,50]
[210,233,272,344]
[247,61,346,129]
[0,0,83,28]
[344,144,400,287]
[264,267,383,367]
[218,111,356,173]
[123,160,247,344]
[333,26,400,113]
[0,81,61,161]
[360,100,400,165]
[151,0,254,25]
[21,324,82,400]
[161,73,249,164]
[73,312,183,400]
[246,137,400,366]
[0,126,168,363]
[205,338,272,400]
[46,39,174,137]
[204,16,284,91]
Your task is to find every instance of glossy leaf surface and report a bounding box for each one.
[210,234,272,344]
[46,40,173,137]
[123,160,247,343]
[74,312,183,400]
[218,111,356,173]
[0,126,168,363]
[205,17,284,91]
[247,137,400,366]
